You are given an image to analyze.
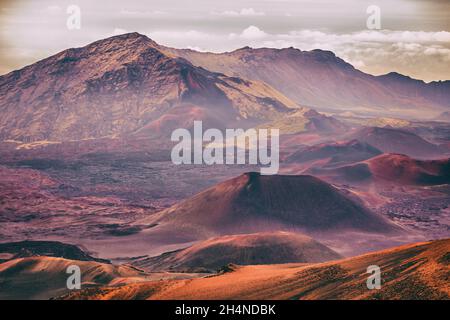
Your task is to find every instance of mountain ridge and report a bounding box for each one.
[0,33,302,142]
[1,32,449,142]
[161,38,450,117]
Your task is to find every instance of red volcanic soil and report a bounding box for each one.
[140,172,397,235]
[61,238,450,300]
[367,154,450,185]
[349,127,442,158]
[315,154,450,186]
[132,231,341,272]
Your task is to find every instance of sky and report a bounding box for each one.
[0,0,449,82]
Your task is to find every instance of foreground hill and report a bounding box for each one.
[139,172,397,236]
[163,46,450,118]
[62,238,450,300]
[0,256,146,299]
[132,232,341,272]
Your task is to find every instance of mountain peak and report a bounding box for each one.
[311,48,336,56]
[378,71,425,84]
[86,32,158,50]
[109,32,156,43]
[105,31,151,41]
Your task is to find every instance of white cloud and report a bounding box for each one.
[159,26,449,81]
[229,26,268,40]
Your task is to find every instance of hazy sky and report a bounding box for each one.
[1,0,449,81]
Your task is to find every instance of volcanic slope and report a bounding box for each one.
[62,239,450,300]
[318,154,450,185]
[132,231,341,272]
[138,172,398,238]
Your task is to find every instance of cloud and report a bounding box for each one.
[229,26,268,40]
[1,0,448,82]
[201,26,450,81]
[212,8,265,17]
[143,26,450,81]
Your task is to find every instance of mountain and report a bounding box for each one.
[0,33,302,142]
[61,238,450,300]
[139,172,397,236]
[285,139,382,165]
[349,127,442,158]
[2,32,445,142]
[162,46,450,118]
[311,154,450,186]
[0,240,109,263]
[377,72,450,109]
[132,231,341,272]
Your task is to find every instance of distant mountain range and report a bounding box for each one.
[1,32,449,142]
[163,42,450,117]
